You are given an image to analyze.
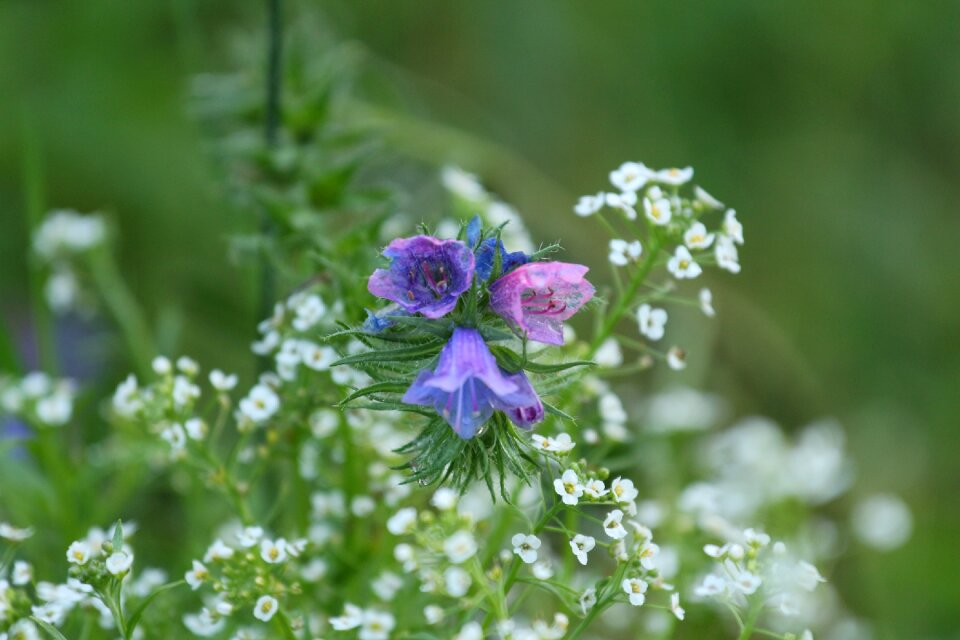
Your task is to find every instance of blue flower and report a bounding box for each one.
[367,235,475,319]
[403,327,544,438]
[475,238,529,282]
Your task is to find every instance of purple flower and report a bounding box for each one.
[368,236,475,319]
[403,327,544,438]
[489,262,595,346]
[475,238,529,282]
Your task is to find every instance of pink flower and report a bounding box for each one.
[488,262,595,345]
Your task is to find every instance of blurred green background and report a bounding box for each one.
[1,1,957,637]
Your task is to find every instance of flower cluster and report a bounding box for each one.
[31,209,107,313]
[0,372,76,428]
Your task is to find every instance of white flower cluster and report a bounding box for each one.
[32,209,107,313]
[182,525,310,635]
[440,166,536,254]
[0,372,75,428]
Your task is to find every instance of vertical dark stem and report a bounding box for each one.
[258,0,283,366]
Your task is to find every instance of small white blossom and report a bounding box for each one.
[594,337,623,368]
[66,541,91,565]
[694,185,723,209]
[184,418,207,440]
[260,539,287,564]
[239,385,280,423]
[372,571,403,601]
[684,222,715,249]
[291,295,326,331]
[852,493,913,551]
[209,369,238,391]
[185,560,209,590]
[578,588,597,615]
[553,469,584,506]
[454,621,484,640]
[531,433,576,454]
[532,560,554,580]
[603,510,628,540]
[330,604,364,630]
[387,508,418,536]
[112,374,142,417]
[569,534,595,565]
[583,479,608,499]
[608,239,643,267]
[203,539,235,563]
[643,196,672,225]
[667,246,702,279]
[152,356,172,375]
[611,477,639,504]
[253,595,278,622]
[511,533,542,564]
[637,304,668,341]
[360,610,395,640]
[610,161,651,192]
[606,191,638,220]
[699,288,716,317]
[444,530,478,564]
[424,605,444,625]
[105,550,133,576]
[670,592,686,620]
[715,235,741,273]
[12,560,33,585]
[237,526,264,548]
[431,488,459,511]
[444,566,471,597]
[654,166,694,185]
[574,192,605,217]
[694,574,728,598]
[722,209,744,244]
[622,577,648,606]
[667,346,687,370]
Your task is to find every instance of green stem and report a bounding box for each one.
[590,236,661,353]
[737,599,764,640]
[88,249,154,378]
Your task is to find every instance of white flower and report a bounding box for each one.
[12,560,33,585]
[637,304,668,341]
[35,391,73,426]
[33,210,106,258]
[352,495,376,517]
[511,533,542,564]
[569,534,595,565]
[372,571,403,601]
[667,346,687,370]
[112,374,142,417]
[176,356,199,376]
[622,577,648,606]
[533,613,569,640]
[172,376,200,408]
[638,541,660,570]
[237,526,264,548]
[238,385,280,423]
[66,541,91,565]
[643,196,672,225]
[253,595,278,622]
[699,288,716,317]
[442,166,487,201]
[667,246,702,279]
[694,574,728,598]
[579,588,597,614]
[606,191,638,220]
[387,508,418,536]
[594,337,624,368]
[424,605,444,625]
[852,493,913,551]
[152,356,172,375]
[532,560,554,580]
[684,222,715,249]
[203,539,235,563]
[105,550,133,576]
[444,530,478,564]
[184,418,207,440]
[610,161,651,192]
[431,488,459,510]
[583,479,608,499]
[330,604,364,630]
[291,294,326,331]
[732,570,762,595]
[574,192,605,217]
[359,610,395,640]
[610,477,639,504]
[722,209,744,244]
[553,469,584,506]
[260,539,287,564]
[694,186,723,209]
[443,566,471,597]
[654,167,694,185]
[185,560,210,590]
[603,510,628,540]
[608,239,643,268]
[599,392,627,424]
[299,341,337,371]
[160,424,187,451]
[670,592,686,620]
[715,235,741,273]
[531,433,576,454]
[209,369,238,391]
[454,621,484,640]
[744,528,771,548]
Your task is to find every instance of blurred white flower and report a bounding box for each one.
[852,494,913,551]
[637,304,668,341]
[667,246,703,279]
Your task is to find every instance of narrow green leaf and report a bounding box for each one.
[126,580,186,633]
[29,617,69,640]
